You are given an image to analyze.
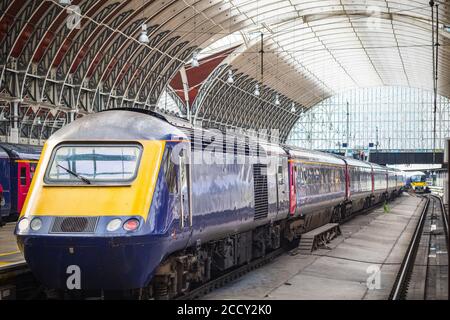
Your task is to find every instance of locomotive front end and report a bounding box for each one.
[14,111,182,293]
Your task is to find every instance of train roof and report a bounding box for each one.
[0,143,42,160]
[49,110,188,142]
[0,148,8,158]
[370,163,387,172]
[338,156,372,169]
[52,110,289,159]
[406,171,426,177]
[285,146,345,166]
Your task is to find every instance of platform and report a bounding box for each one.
[203,194,427,300]
[0,223,23,268]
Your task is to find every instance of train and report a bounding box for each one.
[405,171,429,193]
[15,109,405,299]
[0,143,41,224]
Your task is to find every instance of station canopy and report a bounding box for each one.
[1,0,449,141]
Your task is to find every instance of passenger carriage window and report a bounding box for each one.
[163,148,178,194]
[20,167,27,185]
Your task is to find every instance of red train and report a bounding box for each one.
[0,143,41,224]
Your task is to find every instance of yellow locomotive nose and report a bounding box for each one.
[19,140,165,221]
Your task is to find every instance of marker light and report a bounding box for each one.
[123,219,140,231]
[30,218,42,231]
[18,218,29,232]
[138,24,150,44]
[191,51,200,67]
[254,84,260,96]
[275,94,280,105]
[106,219,122,232]
[227,70,234,84]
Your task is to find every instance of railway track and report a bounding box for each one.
[389,195,448,300]
[0,261,42,300]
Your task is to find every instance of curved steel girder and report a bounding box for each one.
[206,73,252,124]
[214,41,326,107]
[39,1,146,107]
[86,0,206,106]
[113,0,216,93]
[19,2,119,107]
[90,1,182,90]
[235,82,276,130]
[95,0,246,110]
[132,12,250,108]
[120,1,240,104]
[191,63,228,119]
[1,0,42,64]
[214,74,250,125]
[101,1,191,92]
[14,104,66,142]
[192,62,300,140]
[222,76,297,132]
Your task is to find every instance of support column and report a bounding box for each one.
[8,101,19,143]
[68,109,77,124]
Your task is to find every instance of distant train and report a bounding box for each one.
[0,143,41,223]
[15,110,405,299]
[405,171,429,193]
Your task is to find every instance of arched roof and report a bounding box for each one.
[0,0,449,142]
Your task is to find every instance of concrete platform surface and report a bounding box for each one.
[203,194,426,300]
[0,223,23,268]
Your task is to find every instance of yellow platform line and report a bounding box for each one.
[0,250,20,257]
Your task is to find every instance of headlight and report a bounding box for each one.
[17,218,29,232]
[123,218,140,231]
[106,218,122,232]
[30,218,42,231]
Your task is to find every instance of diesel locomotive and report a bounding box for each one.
[15,109,404,299]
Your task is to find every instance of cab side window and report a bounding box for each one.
[163,148,177,194]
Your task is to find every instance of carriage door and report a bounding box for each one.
[276,162,286,217]
[178,150,192,232]
[288,161,297,216]
[17,161,30,213]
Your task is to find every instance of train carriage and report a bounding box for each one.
[387,168,398,198]
[342,158,373,212]
[0,143,41,221]
[286,148,346,231]
[370,163,388,204]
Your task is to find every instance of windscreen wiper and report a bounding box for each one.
[57,164,91,184]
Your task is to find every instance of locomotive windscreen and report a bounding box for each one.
[45,144,142,183]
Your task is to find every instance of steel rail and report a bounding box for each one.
[0,261,29,282]
[389,196,430,300]
[432,195,448,243]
